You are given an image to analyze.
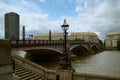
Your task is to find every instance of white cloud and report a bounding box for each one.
[21,13,48,31]
[74,0,120,40]
[39,0,46,3]
[84,0,94,9]
[0,0,47,39]
[0,0,120,40]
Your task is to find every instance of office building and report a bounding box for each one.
[5,12,19,40]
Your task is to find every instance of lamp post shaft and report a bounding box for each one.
[59,19,73,70]
[64,30,67,51]
[22,26,25,40]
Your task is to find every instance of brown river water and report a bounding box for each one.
[17,50,120,78]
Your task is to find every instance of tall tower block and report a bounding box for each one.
[5,12,19,40]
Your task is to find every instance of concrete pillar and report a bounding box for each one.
[0,39,12,80]
[56,69,74,80]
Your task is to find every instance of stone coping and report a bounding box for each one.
[0,39,10,46]
[73,72,120,80]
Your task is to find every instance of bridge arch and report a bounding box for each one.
[13,46,62,54]
[90,44,99,53]
[12,47,62,61]
[25,47,62,54]
[24,47,62,62]
[70,44,89,56]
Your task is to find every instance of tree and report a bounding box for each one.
[117,40,120,50]
[98,39,104,45]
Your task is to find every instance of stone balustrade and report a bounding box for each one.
[12,54,56,80]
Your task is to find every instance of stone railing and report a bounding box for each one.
[12,54,56,80]
[73,72,120,80]
[11,40,64,47]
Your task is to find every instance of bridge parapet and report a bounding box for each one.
[11,40,64,48]
[11,40,98,47]
[11,40,104,55]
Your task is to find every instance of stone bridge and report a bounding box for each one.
[1,39,119,80]
[11,40,103,56]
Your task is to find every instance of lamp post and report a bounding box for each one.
[59,19,73,70]
[22,26,25,41]
[12,33,14,40]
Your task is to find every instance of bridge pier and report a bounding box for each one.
[56,69,74,80]
[0,39,12,80]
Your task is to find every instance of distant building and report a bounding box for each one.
[34,33,64,40]
[5,12,19,40]
[105,31,120,48]
[69,32,99,43]
[34,32,99,43]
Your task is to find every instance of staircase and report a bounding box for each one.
[14,62,44,80]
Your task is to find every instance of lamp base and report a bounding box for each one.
[59,50,74,70]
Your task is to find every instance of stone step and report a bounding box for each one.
[15,65,24,69]
[15,68,27,72]
[15,64,23,68]
[15,68,28,74]
[16,71,32,76]
[15,67,25,70]
[15,67,26,72]
[20,73,35,79]
[14,63,44,80]
[22,74,39,80]
[30,76,42,80]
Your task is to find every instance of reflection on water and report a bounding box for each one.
[17,50,120,78]
[73,51,120,78]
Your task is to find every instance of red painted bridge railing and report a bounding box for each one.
[10,40,98,48]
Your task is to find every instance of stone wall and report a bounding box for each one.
[0,39,12,80]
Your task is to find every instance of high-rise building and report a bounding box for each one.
[5,12,19,40]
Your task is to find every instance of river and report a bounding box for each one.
[17,50,120,78]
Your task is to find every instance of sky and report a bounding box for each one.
[0,0,120,40]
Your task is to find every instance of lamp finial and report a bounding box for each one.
[63,19,68,25]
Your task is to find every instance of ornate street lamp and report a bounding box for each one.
[59,19,73,70]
